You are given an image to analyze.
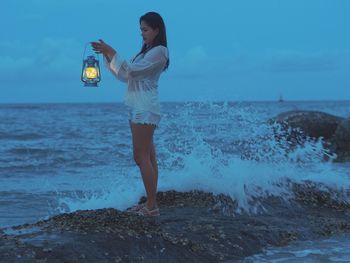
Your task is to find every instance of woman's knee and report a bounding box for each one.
[133,152,150,166]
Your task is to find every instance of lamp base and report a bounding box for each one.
[83,82,99,87]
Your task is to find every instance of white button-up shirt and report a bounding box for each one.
[105,45,168,115]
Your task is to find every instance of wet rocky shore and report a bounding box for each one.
[1,185,350,263]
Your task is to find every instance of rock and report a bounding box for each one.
[269,111,350,162]
[270,110,343,140]
[334,118,350,161]
[1,190,350,262]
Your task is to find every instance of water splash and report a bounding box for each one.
[58,102,350,214]
[156,102,349,212]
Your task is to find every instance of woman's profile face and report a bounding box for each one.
[140,20,159,46]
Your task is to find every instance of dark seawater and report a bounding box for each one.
[0,101,350,261]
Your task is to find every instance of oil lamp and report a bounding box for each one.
[81,53,101,87]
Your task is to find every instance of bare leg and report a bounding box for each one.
[130,122,158,209]
[150,141,158,190]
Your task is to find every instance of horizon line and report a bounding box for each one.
[1,99,350,105]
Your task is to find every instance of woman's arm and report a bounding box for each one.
[91,41,168,82]
[91,40,128,82]
[91,39,116,61]
[104,53,128,82]
[126,46,168,80]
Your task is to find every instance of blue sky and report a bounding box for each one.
[1,0,350,103]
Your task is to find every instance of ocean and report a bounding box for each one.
[0,101,350,261]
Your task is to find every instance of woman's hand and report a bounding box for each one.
[91,39,116,62]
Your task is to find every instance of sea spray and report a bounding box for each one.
[58,102,350,214]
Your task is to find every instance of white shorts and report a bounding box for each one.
[128,108,161,127]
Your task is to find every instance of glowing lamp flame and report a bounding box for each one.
[85,67,98,79]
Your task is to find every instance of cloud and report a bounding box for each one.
[265,51,340,72]
[168,47,349,81]
[0,56,33,79]
[2,38,348,87]
[22,13,44,21]
[0,38,86,82]
[170,46,233,79]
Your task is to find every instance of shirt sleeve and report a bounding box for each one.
[105,46,168,82]
[104,53,128,83]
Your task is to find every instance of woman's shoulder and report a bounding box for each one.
[154,45,168,51]
[149,45,168,57]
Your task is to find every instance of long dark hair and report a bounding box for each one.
[134,12,169,71]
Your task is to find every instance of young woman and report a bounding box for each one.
[91,12,169,217]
